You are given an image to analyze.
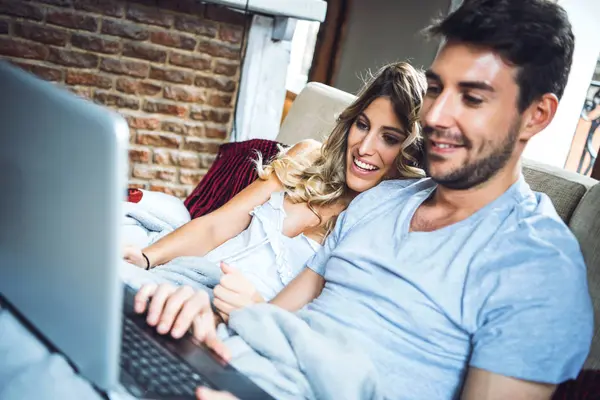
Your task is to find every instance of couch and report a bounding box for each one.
[278,82,600,372]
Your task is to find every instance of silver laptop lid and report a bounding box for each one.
[0,61,128,391]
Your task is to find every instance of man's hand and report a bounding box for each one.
[196,387,239,400]
[134,283,230,361]
[123,245,147,268]
[213,262,265,322]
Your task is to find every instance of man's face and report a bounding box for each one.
[420,41,523,190]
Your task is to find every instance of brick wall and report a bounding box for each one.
[0,0,249,198]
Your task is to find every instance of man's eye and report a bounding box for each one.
[463,94,483,106]
[426,86,441,96]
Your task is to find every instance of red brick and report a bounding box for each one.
[204,126,228,139]
[148,184,188,198]
[36,0,72,6]
[155,0,205,16]
[13,62,63,82]
[0,1,43,21]
[123,42,167,63]
[196,40,240,60]
[218,25,244,45]
[177,152,201,168]
[125,115,161,130]
[143,100,187,117]
[189,107,230,123]
[47,10,98,32]
[194,74,236,93]
[0,20,7,34]
[149,66,194,85]
[102,19,149,41]
[128,182,147,190]
[132,164,156,180]
[94,91,140,110]
[208,94,232,108]
[126,4,173,28]
[48,48,98,68]
[0,38,48,60]
[179,169,204,185]
[14,22,69,47]
[150,31,196,50]
[66,70,112,88]
[163,85,205,103]
[116,78,162,96]
[73,0,124,18]
[174,15,217,37]
[161,121,188,135]
[183,137,220,153]
[213,61,238,77]
[187,125,204,137]
[200,154,217,169]
[71,33,120,54]
[205,4,249,26]
[69,86,93,99]
[129,147,152,163]
[157,167,177,182]
[136,131,182,149]
[153,148,173,165]
[169,52,210,71]
[100,58,149,78]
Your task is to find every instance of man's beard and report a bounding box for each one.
[423,122,520,190]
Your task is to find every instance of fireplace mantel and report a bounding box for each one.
[203,0,327,22]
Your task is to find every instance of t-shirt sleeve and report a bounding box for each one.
[468,228,593,384]
[306,210,347,276]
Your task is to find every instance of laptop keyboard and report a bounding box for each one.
[120,316,210,397]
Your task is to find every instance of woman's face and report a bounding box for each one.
[345,97,407,194]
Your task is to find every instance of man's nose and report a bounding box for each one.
[422,92,455,130]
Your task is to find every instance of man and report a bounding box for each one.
[0,0,593,399]
[142,0,593,398]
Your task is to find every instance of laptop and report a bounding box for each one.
[0,61,275,400]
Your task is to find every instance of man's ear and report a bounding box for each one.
[520,93,559,141]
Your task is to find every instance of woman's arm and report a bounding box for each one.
[142,173,281,268]
[269,267,325,311]
[139,140,322,269]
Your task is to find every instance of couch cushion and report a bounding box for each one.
[522,159,596,223]
[184,139,281,219]
[569,183,600,370]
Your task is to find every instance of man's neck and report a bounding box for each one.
[430,163,521,215]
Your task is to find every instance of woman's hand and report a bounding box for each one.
[196,387,239,400]
[134,283,230,361]
[123,245,147,268]
[213,262,265,322]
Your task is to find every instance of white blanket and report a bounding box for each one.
[121,190,191,249]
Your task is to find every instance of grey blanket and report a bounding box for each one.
[220,303,382,400]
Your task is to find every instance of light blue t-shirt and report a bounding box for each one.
[300,177,593,399]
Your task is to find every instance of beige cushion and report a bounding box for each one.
[277,82,354,146]
[569,183,600,369]
[522,159,597,223]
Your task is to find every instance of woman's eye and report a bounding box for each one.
[356,120,369,130]
[383,135,401,145]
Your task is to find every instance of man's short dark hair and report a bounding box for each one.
[425,0,575,113]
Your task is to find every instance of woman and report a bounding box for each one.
[124,61,427,321]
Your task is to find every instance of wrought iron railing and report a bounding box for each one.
[577,80,600,175]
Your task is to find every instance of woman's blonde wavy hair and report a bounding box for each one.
[255,61,427,236]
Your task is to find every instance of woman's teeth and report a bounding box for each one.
[353,158,377,171]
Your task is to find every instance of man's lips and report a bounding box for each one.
[428,139,465,154]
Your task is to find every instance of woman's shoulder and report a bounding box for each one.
[286,139,322,160]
